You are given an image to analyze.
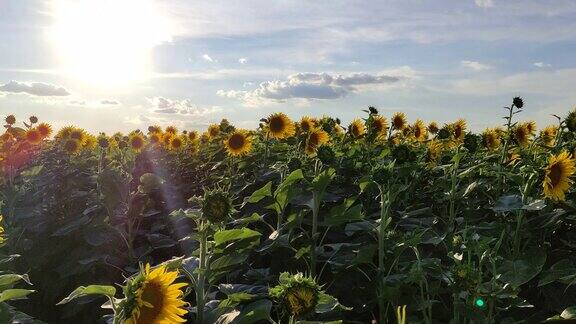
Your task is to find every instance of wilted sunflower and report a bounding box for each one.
[124,264,188,324]
[25,128,42,144]
[412,119,427,142]
[305,128,330,155]
[130,133,146,151]
[299,116,316,133]
[266,113,295,139]
[349,119,366,138]
[543,151,576,201]
[270,272,322,318]
[207,124,220,139]
[482,128,501,150]
[427,122,439,134]
[370,115,388,140]
[540,125,557,147]
[513,124,530,146]
[391,112,407,130]
[224,130,252,156]
[37,122,52,138]
[452,119,467,142]
[63,138,81,154]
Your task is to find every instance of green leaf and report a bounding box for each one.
[492,195,523,212]
[232,299,272,324]
[561,307,576,319]
[324,198,363,226]
[57,285,116,305]
[211,253,249,271]
[0,289,35,302]
[247,182,272,203]
[312,168,335,199]
[214,228,261,247]
[315,293,351,313]
[274,169,304,196]
[497,249,546,288]
[539,259,576,286]
[0,274,32,288]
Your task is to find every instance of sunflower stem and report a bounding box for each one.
[378,184,391,323]
[197,226,207,324]
[310,189,320,279]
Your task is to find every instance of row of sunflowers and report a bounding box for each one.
[1,97,576,323]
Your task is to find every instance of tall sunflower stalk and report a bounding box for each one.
[499,97,524,192]
[309,165,334,278]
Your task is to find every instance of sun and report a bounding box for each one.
[49,0,174,86]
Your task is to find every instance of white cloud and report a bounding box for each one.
[202,54,217,63]
[218,69,413,106]
[475,0,494,8]
[461,60,492,71]
[149,97,221,116]
[101,100,120,105]
[0,81,70,96]
[534,62,552,68]
[239,57,248,64]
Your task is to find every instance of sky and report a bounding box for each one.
[1,0,576,134]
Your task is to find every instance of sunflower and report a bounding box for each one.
[540,125,557,147]
[543,151,576,201]
[83,134,97,149]
[25,128,42,144]
[63,139,81,154]
[56,126,75,140]
[267,113,295,139]
[124,264,188,324]
[161,133,174,148]
[391,112,407,130]
[169,136,184,150]
[165,126,178,135]
[148,125,162,134]
[425,140,443,166]
[452,119,466,142]
[349,119,365,138]
[305,128,330,155]
[130,133,146,151]
[299,116,316,133]
[566,108,576,132]
[481,128,501,150]
[427,122,439,134]
[207,124,220,139]
[513,124,530,146]
[370,115,388,140]
[188,130,198,142]
[270,272,321,318]
[524,121,537,136]
[224,130,252,156]
[37,123,52,138]
[70,128,86,145]
[5,115,16,125]
[149,133,161,145]
[412,119,427,142]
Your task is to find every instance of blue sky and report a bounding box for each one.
[1,0,576,134]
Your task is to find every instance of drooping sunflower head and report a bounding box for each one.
[266,113,295,139]
[299,116,316,133]
[565,108,576,132]
[513,96,524,109]
[130,133,146,151]
[427,122,439,134]
[123,263,188,324]
[270,272,322,318]
[224,129,252,157]
[543,151,576,201]
[391,112,407,130]
[482,128,501,150]
[25,128,42,144]
[452,119,467,141]
[412,119,428,142]
[349,119,366,138]
[305,128,330,155]
[202,189,233,223]
[540,125,557,147]
[370,115,388,139]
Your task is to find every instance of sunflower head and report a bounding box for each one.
[36,122,52,138]
[219,118,235,133]
[427,122,439,134]
[148,125,162,134]
[391,112,407,130]
[316,145,336,165]
[224,129,252,156]
[305,128,330,155]
[123,263,188,324]
[543,151,576,201]
[425,140,443,166]
[5,115,16,125]
[513,124,530,146]
[202,189,233,223]
[266,113,295,139]
[540,125,557,147]
[270,272,322,318]
[299,116,316,133]
[524,121,537,135]
[63,139,81,154]
[513,97,524,109]
[25,128,42,144]
[169,136,184,150]
[188,130,198,142]
[97,135,110,148]
[463,133,480,153]
[412,119,428,142]
[83,134,97,149]
[165,126,178,135]
[566,108,576,132]
[349,119,366,138]
[367,115,388,141]
[207,124,220,139]
[130,133,146,151]
[482,128,501,150]
[452,119,467,141]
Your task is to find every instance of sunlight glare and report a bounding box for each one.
[50,0,173,86]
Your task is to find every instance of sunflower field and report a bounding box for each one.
[2,97,576,323]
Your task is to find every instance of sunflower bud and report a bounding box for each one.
[202,190,232,223]
[566,109,576,132]
[270,272,322,318]
[29,116,38,124]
